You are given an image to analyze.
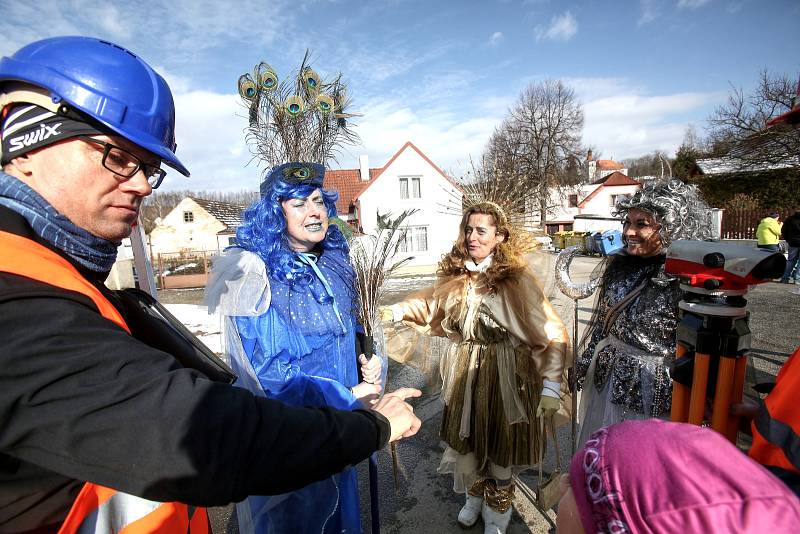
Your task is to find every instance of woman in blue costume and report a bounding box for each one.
[205,56,381,534]
[207,162,382,534]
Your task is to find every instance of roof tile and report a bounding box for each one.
[324,168,380,215]
[190,197,248,230]
[596,159,625,171]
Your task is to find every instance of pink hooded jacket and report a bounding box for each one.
[570,419,800,533]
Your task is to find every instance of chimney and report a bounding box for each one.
[359,155,370,181]
[586,149,593,162]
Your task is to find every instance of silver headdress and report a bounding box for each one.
[614,179,713,246]
[237,52,360,188]
[556,179,713,301]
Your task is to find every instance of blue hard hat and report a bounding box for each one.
[0,36,189,176]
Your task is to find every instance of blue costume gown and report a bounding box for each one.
[217,246,364,534]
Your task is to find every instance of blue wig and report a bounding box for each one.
[236,176,349,299]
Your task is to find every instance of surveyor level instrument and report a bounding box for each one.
[666,241,785,442]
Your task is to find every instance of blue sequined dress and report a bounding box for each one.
[207,245,364,534]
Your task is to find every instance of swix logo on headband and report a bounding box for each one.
[8,122,63,152]
[0,103,105,165]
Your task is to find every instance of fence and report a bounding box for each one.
[721,208,794,240]
[156,251,215,289]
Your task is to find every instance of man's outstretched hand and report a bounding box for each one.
[371,387,422,442]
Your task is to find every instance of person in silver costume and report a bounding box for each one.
[576,179,713,445]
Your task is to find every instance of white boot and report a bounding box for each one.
[481,502,512,534]
[457,494,483,528]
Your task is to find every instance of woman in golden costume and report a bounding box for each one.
[384,202,569,534]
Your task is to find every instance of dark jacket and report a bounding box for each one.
[0,206,389,533]
[782,212,800,247]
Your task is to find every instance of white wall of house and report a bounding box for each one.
[581,184,640,216]
[217,233,237,250]
[357,146,462,269]
[548,184,641,226]
[149,198,226,255]
[547,184,597,223]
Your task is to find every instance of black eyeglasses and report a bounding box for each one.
[76,135,167,189]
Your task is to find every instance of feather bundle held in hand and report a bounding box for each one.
[349,209,417,339]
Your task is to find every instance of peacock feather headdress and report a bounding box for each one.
[237,51,360,188]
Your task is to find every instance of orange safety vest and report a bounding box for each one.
[750,346,800,475]
[0,230,209,533]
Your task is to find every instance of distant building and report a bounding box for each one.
[325,141,463,271]
[149,197,246,256]
[585,149,628,183]
[546,171,641,233]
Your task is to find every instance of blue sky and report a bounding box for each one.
[1,0,797,192]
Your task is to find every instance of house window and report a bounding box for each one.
[414,226,428,252]
[399,178,409,199]
[398,226,428,253]
[568,194,578,208]
[399,177,421,199]
[183,211,194,223]
[610,194,630,207]
[397,229,410,253]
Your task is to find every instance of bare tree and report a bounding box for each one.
[624,150,671,178]
[486,80,584,226]
[706,70,799,167]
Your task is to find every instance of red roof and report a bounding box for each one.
[353,141,457,202]
[767,76,800,126]
[324,141,457,217]
[592,171,641,186]
[324,168,381,215]
[766,107,800,127]
[579,172,641,208]
[595,159,625,171]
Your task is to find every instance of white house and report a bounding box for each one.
[324,141,463,272]
[547,172,642,233]
[149,197,246,256]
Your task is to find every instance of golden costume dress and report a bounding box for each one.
[391,259,569,491]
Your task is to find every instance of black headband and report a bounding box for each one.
[1,103,106,164]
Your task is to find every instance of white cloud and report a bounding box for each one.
[638,0,661,26]
[164,88,255,193]
[678,0,712,8]
[489,32,504,46]
[344,96,505,178]
[581,87,723,159]
[535,11,578,42]
[163,77,725,192]
[726,1,743,13]
[0,0,291,76]
[96,5,133,40]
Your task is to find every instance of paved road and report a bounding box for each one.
[202,253,799,533]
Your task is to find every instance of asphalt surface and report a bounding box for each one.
[192,253,799,534]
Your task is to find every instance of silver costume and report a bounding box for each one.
[577,255,680,444]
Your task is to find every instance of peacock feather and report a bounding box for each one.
[237,51,360,174]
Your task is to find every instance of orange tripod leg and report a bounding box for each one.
[671,343,690,422]
[725,356,748,442]
[711,356,737,436]
[688,352,710,425]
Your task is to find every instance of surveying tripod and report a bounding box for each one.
[669,285,751,443]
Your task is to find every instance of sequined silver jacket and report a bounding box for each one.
[577,255,681,417]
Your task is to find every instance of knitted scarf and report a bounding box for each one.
[0,172,118,272]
